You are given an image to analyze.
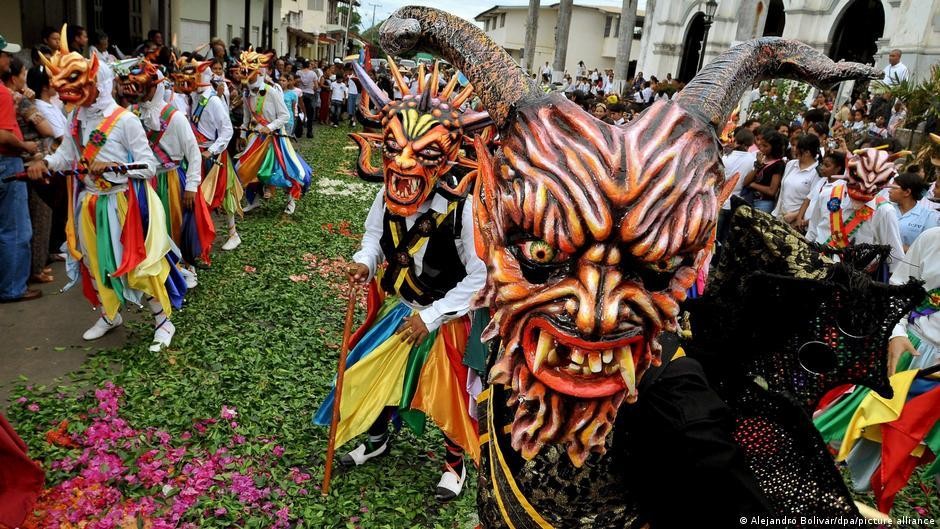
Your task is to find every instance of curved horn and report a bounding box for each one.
[674,37,880,128]
[351,61,389,108]
[59,22,70,55]
[380,6,539,128]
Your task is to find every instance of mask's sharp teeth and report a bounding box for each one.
[570,349,584,365]
[617,346,636,396]
[588,352,602,373]
[533,331,553,372]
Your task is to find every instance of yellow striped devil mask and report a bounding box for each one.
[349,60,491,216]
[38,23,100,107]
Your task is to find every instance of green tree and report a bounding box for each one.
[337,6,362,36]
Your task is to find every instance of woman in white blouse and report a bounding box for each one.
[773,133,820,225]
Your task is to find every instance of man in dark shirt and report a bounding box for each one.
[0,35,41,303]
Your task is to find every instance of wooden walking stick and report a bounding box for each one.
[322,279,359,495]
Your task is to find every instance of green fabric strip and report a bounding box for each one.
[814,386,870,444]
[464,309,490,374]
[156,173,172,234]
[94,195,123,302]
[398,330,437,435]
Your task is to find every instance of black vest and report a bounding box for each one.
[378,198,467,306]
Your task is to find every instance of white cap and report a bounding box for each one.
[0,35,21,54]
[333,58,342,64]
[329,74,336,81]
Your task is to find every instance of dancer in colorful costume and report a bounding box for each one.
[315,60,492,500]
[171,57,241,251]
[115,57,214,279]
[234,49,311,215]
[27,25,185,352]
[380,8,926,527]
[805,147,908,276]
[814,226,940,509]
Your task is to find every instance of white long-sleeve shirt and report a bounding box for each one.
[242,83,290,134]
[805,182,905,272]
[721,149,757,210]
[890,227,940,348]
[45,101,157,192]
[188,87,232,155]
[139,101,204,192]
[34,99,67,139]
[353,188,486,332]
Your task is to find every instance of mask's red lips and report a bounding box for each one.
[521,317,644,400]
[846,186,876,203]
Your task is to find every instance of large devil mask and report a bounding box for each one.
[236,48,271,88]
[350,60,492,216]
[379,7,881,467]
[171,57,212,94]
[39,23,100,107]
[113,57,160,103]
[844,147,909,202]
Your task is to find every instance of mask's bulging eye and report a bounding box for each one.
[519,239,560,264]
[645,255,684,273]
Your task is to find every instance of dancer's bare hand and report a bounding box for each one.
[888,336,919,375]
[346,263,369,284]
[258,126,271,135]
[88,160,111,176]
[397,313,429,344]
[201,150,213,159]
[26,160,48,181]
[183,191,196,210]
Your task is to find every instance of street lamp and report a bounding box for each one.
[697,0,718,72]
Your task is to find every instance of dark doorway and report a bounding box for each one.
[678,12,705,83]
[86,0,145,53]
[19,0,77,52]
[829,0,885,64]
[763,0,785,37]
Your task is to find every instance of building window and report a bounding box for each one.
[485,19,490,31]
[227,24,233,42]
[604,15,613,37]
[634,21,643,39]
[252,26,260,46]
[613,16,620,38]
[500,13,505,27]
[309,0,324,10]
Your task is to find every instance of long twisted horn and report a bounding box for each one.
[674,37,880,128]
[380,6,540,128]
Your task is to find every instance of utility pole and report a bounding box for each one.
[369,2,380,30]
[342,1,355,57]
[522,0,539,73]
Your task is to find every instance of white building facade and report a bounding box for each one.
[475,3,645,75]
[639,0,940,83]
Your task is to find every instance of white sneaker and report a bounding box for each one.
[284,198,296,215]
[221,233,241,251]
[149,319,176,352]
[339,439,389,466]
[179,267,198,288]
[435,463,466,501]
[242,196,262,213]
[82,313,123,341]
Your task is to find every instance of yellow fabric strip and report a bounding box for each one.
[476,388,492,403]
[335,333,412,449]
[200,163,221,205]
[672,347,686,360]
[409,322,480,463]
[126,185,173,316]
[836,369,918,461]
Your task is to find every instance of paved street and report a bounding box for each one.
[0,261,144,408]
